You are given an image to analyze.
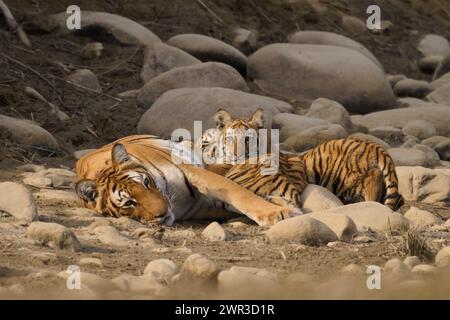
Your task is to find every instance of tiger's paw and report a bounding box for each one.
[255,207,303,227]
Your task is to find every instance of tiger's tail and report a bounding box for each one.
[377,146,404,211]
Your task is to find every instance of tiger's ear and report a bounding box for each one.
[112,143,130,166]
[214,109,232,129]
[250,108,265,129]
[75,179,98,205]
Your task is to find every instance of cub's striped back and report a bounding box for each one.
[302,138,404,210]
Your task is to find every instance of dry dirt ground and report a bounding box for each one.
[0,0,450,299]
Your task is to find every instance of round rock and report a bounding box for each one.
[384,258,412,281]
[396,166,450,206]
[137,62,249,107]
[247,43,395,114]
[50,11,161,46]
[404,206,443,228]
[137,87,292,139]
[91,225,131,247]
[351,105,450,137]
[309,201,409,232]
[306,98,354,132]
[281,124,347,152]
[143,259,179,283]
[0,115,59,150]
[66,69,101,93]
[0,182,37,221]
[348,133,390,149]
[435,246,450,267]
[201,222,227,241]
[27,222,81,251]
[273,113,328,141]
[341,15,367,35]
[393,79,433,99]
[218,266,278,295]
[403,256,421,269]
[417,34,450,57]
[300,184,344,214]
[426,83,450,107]
[167,33,248,76]
[141,42,201,83]
[179,253,218,282]
[369,126,404,147]
[402,120,437,139]
[266,215,338,246]
[307,211,357,242]
[287,30,381,68]
[389,147,438,167]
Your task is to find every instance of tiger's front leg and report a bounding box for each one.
[179,164,301,226]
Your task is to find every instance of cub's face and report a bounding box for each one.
[213,108,265,162]
[76,143,168,221]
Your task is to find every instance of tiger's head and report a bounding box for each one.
[213,108,265,163]
[75,143,169,221]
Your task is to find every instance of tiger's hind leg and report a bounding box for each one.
[363,168,384,203]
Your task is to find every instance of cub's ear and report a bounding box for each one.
[250,108,265,129]
[214,109,232,129]
[112,143,130,166]
[75,179,98,205]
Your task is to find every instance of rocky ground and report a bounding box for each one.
[1,0,450,299]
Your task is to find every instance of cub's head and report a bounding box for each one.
[213,108,265,162]
[75,143,168,221]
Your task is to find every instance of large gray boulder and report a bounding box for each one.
[0,115,59,150]
[348,133,390,149]
[351,106,450,137]
[309,202,409,232]
[281,124,348,153]
[49,11,161,46]
[247,44,395,114]
[288,31,381,68]
[388,147,439,167]
[137,62,249,107]
[397,166,450,206]
[167,34,248,75]
[426,84,450,106]
[137,87,293,139]
[306,98,355,132]
[140,42,201,83]
[272,113,328,141]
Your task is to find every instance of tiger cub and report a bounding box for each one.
[198,109,404,211]
[196,109,307,209]
[302,138,404,210]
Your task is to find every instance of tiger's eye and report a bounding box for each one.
[124,200,136,207]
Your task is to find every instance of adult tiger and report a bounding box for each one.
[196,109,308,209]
[199,109,404,211]
[75,135,299,226]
